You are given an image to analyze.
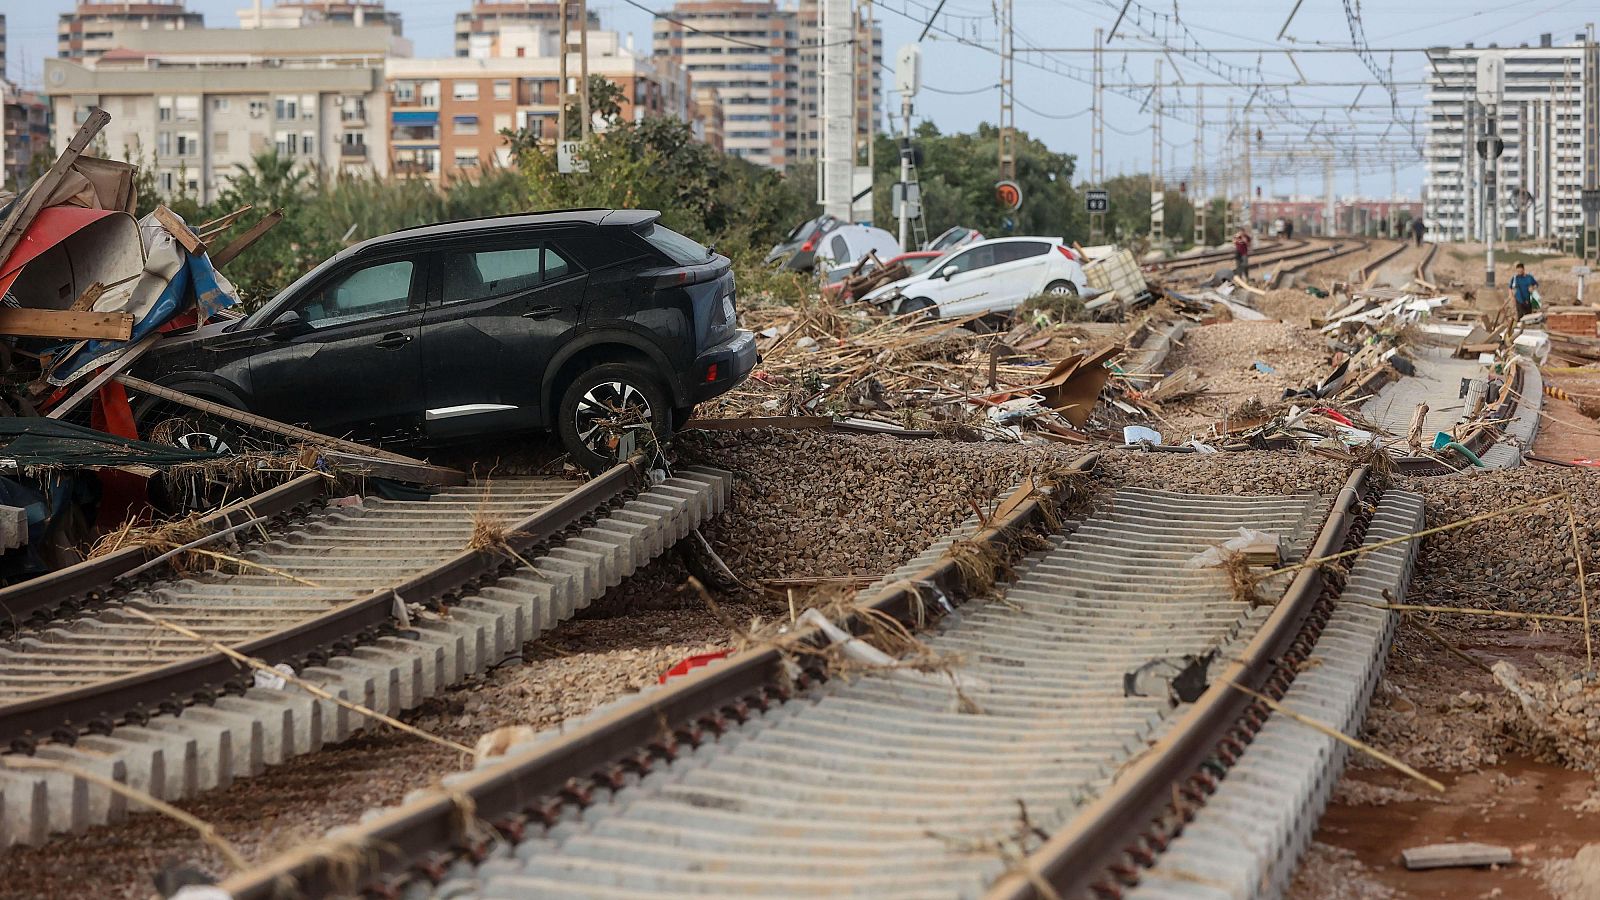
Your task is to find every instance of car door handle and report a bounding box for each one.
[521,306,560,320]
[374,332,412,350]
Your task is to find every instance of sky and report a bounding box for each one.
[4,0,1597,197]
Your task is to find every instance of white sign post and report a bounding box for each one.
[558,140,589,174]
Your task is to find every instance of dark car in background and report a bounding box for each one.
[763,214,841,272]
[133,209,755,470]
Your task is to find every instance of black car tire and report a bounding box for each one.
[558,363,673,472]
[899,297,936,317]
[1044,280,1079,297]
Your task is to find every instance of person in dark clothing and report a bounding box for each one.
[1233,229,1252,281]
[1410,217,1425,246]
[1509,262,1539,318]
[1283,221,1294,241]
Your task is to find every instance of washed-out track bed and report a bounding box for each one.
[216,459,1427,900]
[0,461,731,848]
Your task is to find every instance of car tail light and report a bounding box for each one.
[1057,245,1078,262]
[704,363,720,383]
[801,239,815,253]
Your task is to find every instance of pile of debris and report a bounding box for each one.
[0,108,449,585]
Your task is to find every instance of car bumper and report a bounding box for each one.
[691,329,757,402]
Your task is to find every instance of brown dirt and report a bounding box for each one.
[1154,320,1331,439]
[1534,369,1600,464]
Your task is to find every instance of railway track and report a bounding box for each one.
[218,458,1428,900]
[1152,240,1299,274]
[0,459,732,846]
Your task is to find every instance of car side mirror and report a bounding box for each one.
[272,309,313,338]
[940,266,957,280]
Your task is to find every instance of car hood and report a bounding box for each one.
[148,317,246,353]
[860,267,937,303]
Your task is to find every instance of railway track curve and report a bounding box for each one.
[216,458,1428,900]
[0,459,731,846]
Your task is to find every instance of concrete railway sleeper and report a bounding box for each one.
[218,460,1424,900]
[0,460,733,848]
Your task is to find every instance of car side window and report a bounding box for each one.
[440,244,577,304]
[994,241,1051,264]
[296,259,415,325]
[942,245,995,275]
[829,234,850,263]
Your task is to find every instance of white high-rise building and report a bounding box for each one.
[1424,34,1593,241]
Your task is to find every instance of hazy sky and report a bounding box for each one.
[4,0,1596,196]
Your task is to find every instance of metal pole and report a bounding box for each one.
[1193,84,1205,247]
[898,96,911,249]
[1090,27,1105,244]
[1486,108,1497,288]
[557,0,569,142]
[1150,59,1163,245]
[998,0,1015,185]
[578,0,590,140]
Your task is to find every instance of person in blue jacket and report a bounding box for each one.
[1508,262,1539,318]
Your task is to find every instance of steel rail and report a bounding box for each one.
[0,472,329,631]
[986,464,1369,900]
[1151,239,1300,273]
[1355,239,1410,285]
[216,453,1103,899]
[0,460,642,753]
[1265,238,1371,288]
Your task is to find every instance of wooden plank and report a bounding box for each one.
[1401,843,1513,871]
[67,282,106,312]
[0,308,133,340]
[151,205,205,255]
[210,209,283,267]
[196,204,253,236]
[0,107,112,267]
[44,333,160,420]
[113,374,467,485]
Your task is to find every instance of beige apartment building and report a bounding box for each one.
[652,0,878,171]
[44,25,401,202]
[237,0,404,35]
[387,26,696,184]
[453,2,598,58]
[57,1,205,62]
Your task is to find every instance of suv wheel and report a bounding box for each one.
[558,363,672,472]
[134,396,245,456]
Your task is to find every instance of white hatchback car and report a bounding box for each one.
[860,236,1089,318]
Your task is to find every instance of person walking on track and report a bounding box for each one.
[1233,229,1252,281]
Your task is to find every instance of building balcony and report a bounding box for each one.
[341,143,369,158]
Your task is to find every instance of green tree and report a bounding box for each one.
[563,75,627,139]
[870,122,1080,246]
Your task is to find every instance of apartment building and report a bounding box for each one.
[237,0,404,35]
[44,25,402,202]
[2,82,51,190]
[793,0,879,163]
[653,0,796,169]
[388,26,693,183]
[1,15,8,84]
[453,2,598,58]
[1424,34,1596,241]
[57,1,205,62]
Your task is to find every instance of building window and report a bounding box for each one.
[275,97,298,121]
[341,96,367,122]
[213,132,230,153]
[213,98,231,113]
[454,152,481,169]
[493,80,511,101]
[453,81,479,102]
[394,81,416,103]
[493,113,512,133]
[159,171,175,192]
[275,130,298,157]
[156,132,172,156]
[302,95,317,120]
[175,96,200,123]
[157,96,174,122]
[249,99,268,119]
[344,132,365,147]
[176,133,199,156]
[453,115,479,135]
[302,132,316,156]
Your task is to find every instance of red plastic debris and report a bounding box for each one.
[658,650,732,684]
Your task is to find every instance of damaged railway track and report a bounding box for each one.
[0,458,733,847]
[215,457,1428,900]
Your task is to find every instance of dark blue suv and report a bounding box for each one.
[133,209,755,470]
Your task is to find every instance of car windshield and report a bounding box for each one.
[784,216,823,242]
[930,229,967,251]
[640,223,713,265]
[902,255,940,275]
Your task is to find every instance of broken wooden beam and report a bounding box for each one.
[1401,843,1513,871]
[151,205,206,255]
[113,374,467,486]
[45,333,161,420]
[210,209,284,267]
[0,308,133,341]
[0,107,112,267]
